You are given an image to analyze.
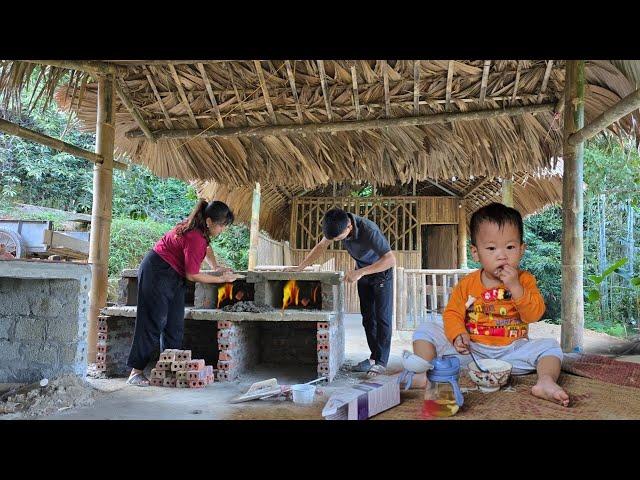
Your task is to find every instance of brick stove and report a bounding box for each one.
[96,269,345,382]
[192,270,345,382]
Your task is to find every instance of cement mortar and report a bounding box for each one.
[221,301,275,313]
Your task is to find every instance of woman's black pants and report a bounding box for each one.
[127,250,186,370]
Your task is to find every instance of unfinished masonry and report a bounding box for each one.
[0,259,90,382]
[98,269,345,382]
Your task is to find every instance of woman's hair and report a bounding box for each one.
[175,199,234,242]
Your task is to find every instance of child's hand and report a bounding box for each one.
[496,265,523,294]
[453,333,471,354]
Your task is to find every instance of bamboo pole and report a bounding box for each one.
[125,102,556,139]
[457,200,468,268]
[561,60,585,353]
[568,86,640,146]
[22,60,128,77]
[248,182,261,270]
[0,118,126,169]
[87,76,116,364]
[501,178,514,207]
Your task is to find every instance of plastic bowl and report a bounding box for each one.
[291,384,316,404]
[467,359,512,393]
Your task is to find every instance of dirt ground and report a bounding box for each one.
[1,315,637,420]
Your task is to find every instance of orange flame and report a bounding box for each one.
[282,280,300,310]
[217,283,234,308]
[312,285,320,305]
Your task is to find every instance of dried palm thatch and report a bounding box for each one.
[0,60,638,239]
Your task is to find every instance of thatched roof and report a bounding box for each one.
[0,60,637,239]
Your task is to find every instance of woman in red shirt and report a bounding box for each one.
[126,199,240,386]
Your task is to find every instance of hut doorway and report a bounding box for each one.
[421,224,458,269]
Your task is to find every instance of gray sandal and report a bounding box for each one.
[366,364,387,377]
[126,372,150,387]
[352,359,374,372]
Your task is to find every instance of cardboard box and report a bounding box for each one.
[321,375,400,420]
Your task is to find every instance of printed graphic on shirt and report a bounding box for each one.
[464,287,529,339]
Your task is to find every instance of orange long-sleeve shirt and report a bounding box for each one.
[443,269,546,347]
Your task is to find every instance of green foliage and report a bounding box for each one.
[211,224,250,271]
[109,218,174,276]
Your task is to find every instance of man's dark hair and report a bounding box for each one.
[469,202,523,246]
[322,208,350,240]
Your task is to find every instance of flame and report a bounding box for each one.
[312,285,320,305]
[217,283,234,308]
[282,280,300,310]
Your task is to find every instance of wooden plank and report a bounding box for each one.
[285,60,304,124]
[431,273,438,317]
[253,60,277,124]
[168,65,199,128]
[382,60,391,118]
[445,60,454,111]
[144,66,173,128]
[317,60,333,121]
[480,60,491,103]
[43,230,89,255]
[414,60,421,115]
[114,80,156,142]
[125,102,555,139]
[350,66,361,120]
[561,60,585,353]
[538,60,554,102]
[197,63,224,128]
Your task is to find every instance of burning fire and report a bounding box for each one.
[282,280,300,310]
[217,283,234,308]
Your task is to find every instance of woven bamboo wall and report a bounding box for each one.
[256,233,284,266]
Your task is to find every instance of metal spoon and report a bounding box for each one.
[468,346,490,373]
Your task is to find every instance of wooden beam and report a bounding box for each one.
[87,75,116,364]
[480,60,491,104]
[126,102,555,139]
[168,65,199,128]
[457,199,468,268]
[561,60,586,353]
[425,178,458,197]
[144,67,172,129]
[114,80,156,142]
[22,60,128,77]
[538,60,554,102]
[414,60,421,115]
[568,86,640,146]
[197,63,224,128]
[350,65,361,120]
[445,60,454,111]
[382,60,391,118]
[463,177,491,198]
[0,117,126,169]
[253,60,277,124]
[501,178,514,207]
[285,60,303,124]
[511,61,522,103]
[248,182,261,270]
[317,60,333,121]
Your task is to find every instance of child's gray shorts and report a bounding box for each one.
[412,319,563,374]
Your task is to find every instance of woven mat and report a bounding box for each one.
[222,373,640,420]
[562,354,640,389]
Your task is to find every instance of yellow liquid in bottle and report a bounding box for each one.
[422,389,460,418]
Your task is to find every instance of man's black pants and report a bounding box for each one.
[127,250,186,370]
[357,268,393,367]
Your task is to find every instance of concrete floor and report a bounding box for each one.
[12,315,639,420]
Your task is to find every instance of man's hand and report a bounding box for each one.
[495,264,523,298]
[453,333,471,354]
[283,265,305,272]
[344,270,363,284]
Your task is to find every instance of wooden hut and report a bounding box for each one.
[1,60,639,359]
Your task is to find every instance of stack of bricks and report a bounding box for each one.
[316,322,330,379]
[216,320,259,382]
[149,349,215,388]
[94,315,109,374]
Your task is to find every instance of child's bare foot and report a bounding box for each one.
[531,375,570,407]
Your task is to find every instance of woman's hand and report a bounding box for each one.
[218,272,241,283]
[213,266,234,274]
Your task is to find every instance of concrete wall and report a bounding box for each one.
[0,260,90,382]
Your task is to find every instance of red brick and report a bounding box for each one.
[160,352,177,362]
[155,361,172,371]
[150,378,164,387]
[217,360,235,371]
[150,368,167,379]
[217,320,233,329]
[176,371,188,380]
[316,331,328,342]
[171,361,188,372]
[317,322,329,330]
[163,377,177,387]
[175,350,192,361]
[95,363,106,371]
[96,353,105,363]
[317,350,329,362]
[218,340,236,350]
[187,359,205,371]
[188,370,207,380]
[317,344,329,351]
[97,332,107,342]
[96,344,107,354]
[188,379,206,388]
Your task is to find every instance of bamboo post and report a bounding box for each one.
[87,76,116,364]
[501,178,514,207]
[457,200,468,268]
[248,182,261,270]
[560,60,585,353]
